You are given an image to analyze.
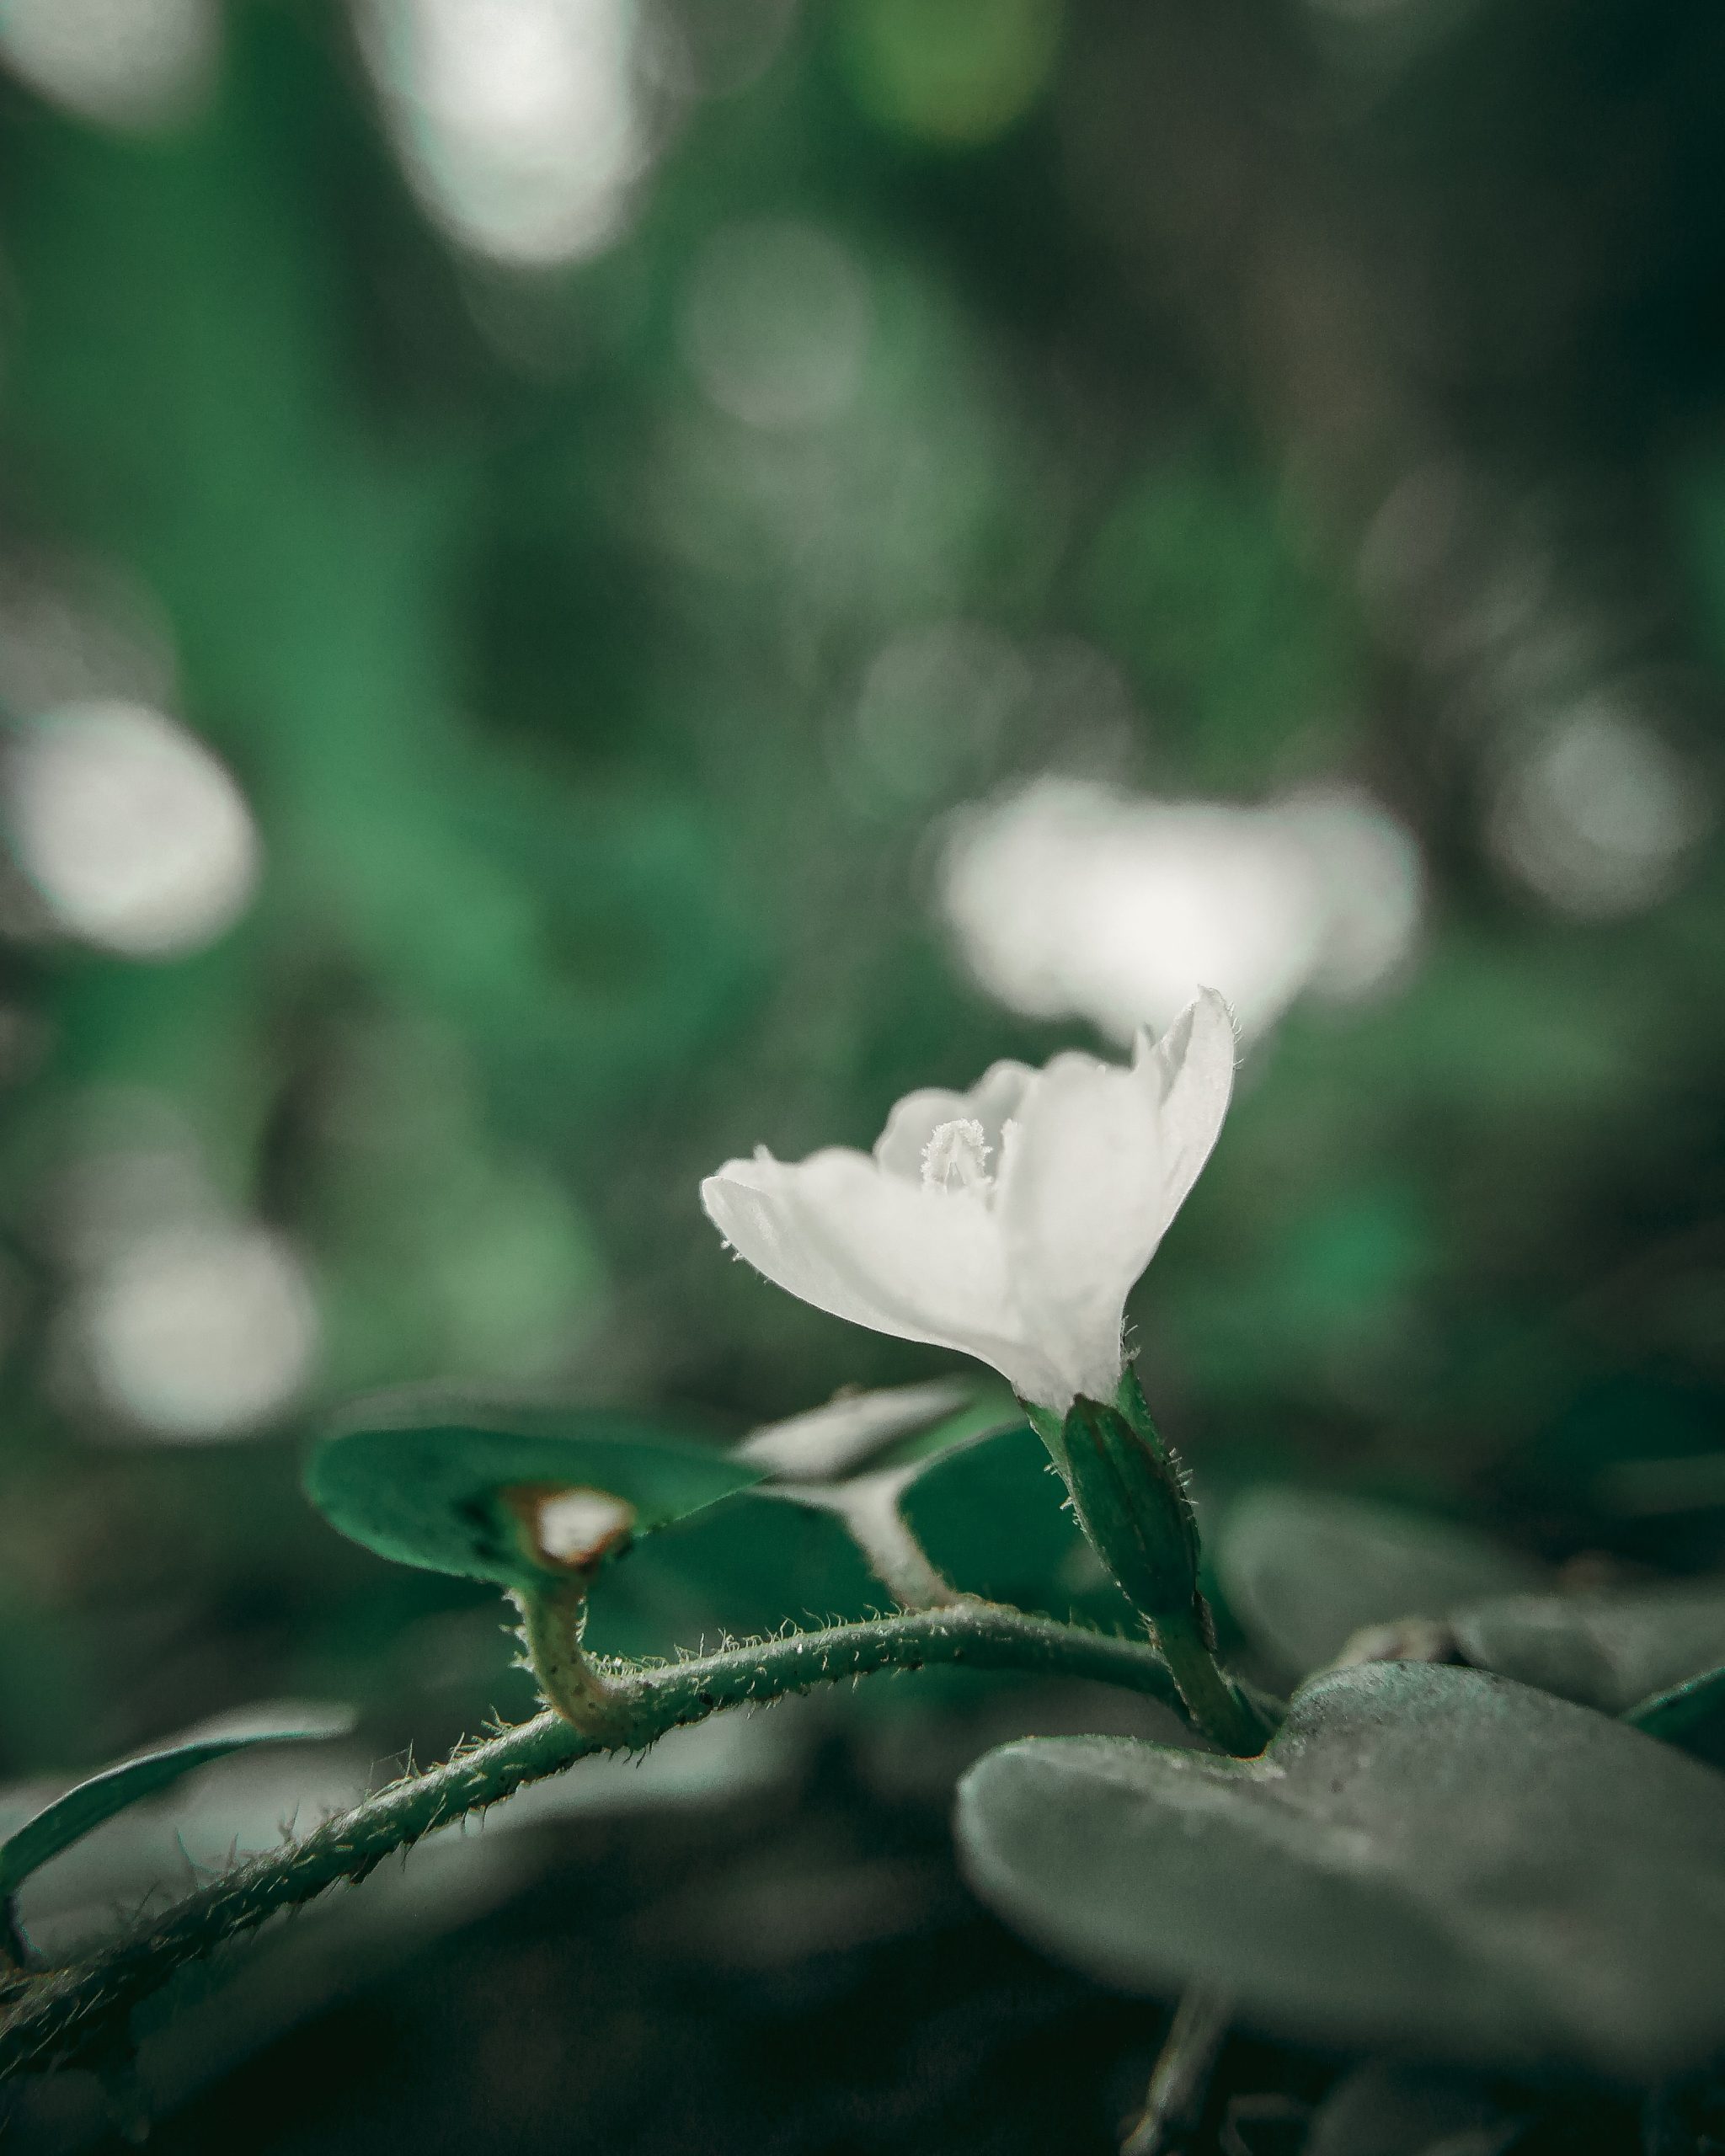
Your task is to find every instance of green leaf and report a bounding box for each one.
[1,1716,351,1899]
[1216,1489,1545,1678]
[1627,1662,1725,1769]
[306,1390,763,1591]
[1452,1583,1725,1716]
[955,1661,1725,2074]
[899,1422,1137,1630]
[582,1488,888,1658]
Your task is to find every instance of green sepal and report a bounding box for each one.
[305,1389,762,1592]
[1020,1398,1068,1465]
[1060,1380,1201,1629]
[1,1715,352,1903]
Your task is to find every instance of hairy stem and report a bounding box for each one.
[0,1603,1185,2084]
[513,1581,629,1736]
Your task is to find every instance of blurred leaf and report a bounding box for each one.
[0,1715,351,1900]
[955,1662,1725,2074]
[900,1422,1138,1630]
[305,1391,761,1593]
[1215,1489,1546,1679]
[840,0,1063,147]
[734,1378,1004,1483]
[1454,1584,1725,1716]
[1626,1662,1725,1769]
[1086,459,1362,787]
[1304,2062,1520,2156]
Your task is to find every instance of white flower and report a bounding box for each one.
[700,989,1236,1413]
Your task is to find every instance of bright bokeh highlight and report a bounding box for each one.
[1488,699,1711,919]
[360,0,645,265]
[0,0,218,131]
[682,220,872,432]
[75,1223,320,1440]
[6,701,261,958]
[938,776,1423,1038]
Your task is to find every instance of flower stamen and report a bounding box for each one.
[921,1117,991,1194]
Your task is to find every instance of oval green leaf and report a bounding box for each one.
[956,1661,1725,2075]
[1452,1582,1725,1716]
[1215,1489,1546,1679]
[306,1390,762,1591]
[1,1715,351,1899]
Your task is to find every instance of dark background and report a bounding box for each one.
[0,1,1721,2148]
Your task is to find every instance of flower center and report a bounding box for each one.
[921,1117,992,1194]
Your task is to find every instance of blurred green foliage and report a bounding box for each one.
[0,0,1714,2144]
[0,0,1716,1785]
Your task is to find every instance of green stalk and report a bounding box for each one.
[1120,1985,1233,2156]
[514,1579,630,1737]
[0,1604,1187,2085]
[1151,1620,1266,1759]
[1038,1373,1268,1758]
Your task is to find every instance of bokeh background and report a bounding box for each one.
[0,0,1722,2148]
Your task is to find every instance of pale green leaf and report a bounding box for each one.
[1,1716,351,1899]
[956,1661,1725,2074]
[1217,1489,1545,1678]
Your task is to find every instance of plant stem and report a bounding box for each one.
[1153,1620,1268,1758]
[1120,1986,1232,2156]
[514,1580,630,1736]
[778,1473,964,1614]
[0,1603,1187,2085]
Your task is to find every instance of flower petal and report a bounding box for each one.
[1135,986,1236,1232]
[996,1054,1163,1406]
[702,1149,1061,1397]
[873,1059,1039,1181]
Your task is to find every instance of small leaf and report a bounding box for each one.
[734,1378,1006,1483]
[1216,1489,1545,1678]
[1,1715,350,1899]
[1453,1582,1725,1715]
[1624,1662,1725,1767]
[899,1422,1137,1630]
[306,1389,762,1591]
[956,1662,1725,2074]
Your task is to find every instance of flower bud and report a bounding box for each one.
[1060,1392,1205,1635]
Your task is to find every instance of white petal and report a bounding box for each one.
[1135,985,1236,1232]
[702,1015,1235,1416]
[872,1059,1039,1180]
[995,1054,1163,1406]
[702,1149,1057,1393]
